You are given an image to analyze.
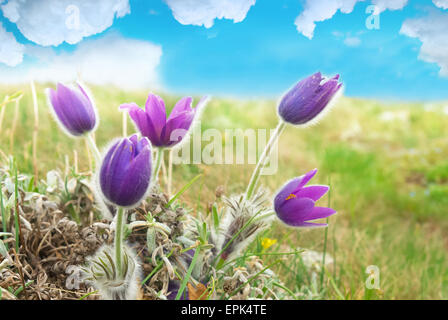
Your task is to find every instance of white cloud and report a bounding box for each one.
[165,0,255,28]
[372,0,408,13]
[344,36,361,47]
[0,34,163,89]
[0,21,24,66]
[1,0,130,46]
[433,0,448,9]
[295,0,409,39]
[400,10,448,77]
[295,0,361,39]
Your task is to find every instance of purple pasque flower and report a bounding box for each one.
[99,134,152,208]
[278,72,342,125]
[120,94,207,148]
[47,82,97,136]
[274,169,336,227]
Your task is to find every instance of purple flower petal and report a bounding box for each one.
[145,93,166,137]
[278,73,342,125]
[47,82,97,136]
[295,185,329,201]
[303,206,336,221]
[99,136,152,208]
[161,111,195,147]
[114,147,152,207]
[274,178,302,212]
[122,95,207,148]
[121,103,163,146]
[100,139,134,203]
[169,97,193,120]
[296,169,318,190]
[277,197,315,226]
[274,169,335,228]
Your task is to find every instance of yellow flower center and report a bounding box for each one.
[285,193,296,201]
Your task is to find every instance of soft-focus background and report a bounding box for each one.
[2,0,448,300]
[1,83,447,299]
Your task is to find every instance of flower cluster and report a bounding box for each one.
[44,72,341,300]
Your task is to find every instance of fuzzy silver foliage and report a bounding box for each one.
[214,189,274,262]
[81,244,141,300]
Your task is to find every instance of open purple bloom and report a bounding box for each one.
[274,169,336,227]
[47,82,97,136]
[120,94,208,148]
[278,72,342,125]
[99,134,152,208]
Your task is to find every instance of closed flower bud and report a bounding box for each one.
[278,72,342,125]
[98,134,152,208]
[46,82,98,136]
[274,169,336,227]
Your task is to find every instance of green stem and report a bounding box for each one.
[320,176,331,290]
[86,133,101,165]
[1,192,8,250]
[14,166,20,253]
[115,207,125,276]
[245,121,286,200]
[152,148,164,183]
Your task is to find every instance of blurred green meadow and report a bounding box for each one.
[1,83,448,299]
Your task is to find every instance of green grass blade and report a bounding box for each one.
[166,174,202,208]
[79,290,99,300]
[320,175,331,290]
[141,248,176,285]
[272,281,297,300]
[175,247,200,300]
[13,280,33,296]
[0,192,8,251]
[14,165,20,253]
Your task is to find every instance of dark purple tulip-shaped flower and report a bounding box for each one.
[278,72,342,125]
[99,134,152,208]
[274,169,336,227]
[47,82,97,136]
[120,94,207,148]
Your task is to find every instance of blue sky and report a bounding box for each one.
[1,0,448,100]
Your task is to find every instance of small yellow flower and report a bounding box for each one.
[261,238,277,250]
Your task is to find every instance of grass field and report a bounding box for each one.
[1,83,448,299]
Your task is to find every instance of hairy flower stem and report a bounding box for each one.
[30,81,39,184]
[152,148,164,183]
[245,121,286,200]
[115,207,125,276]
[86,133,101,165]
